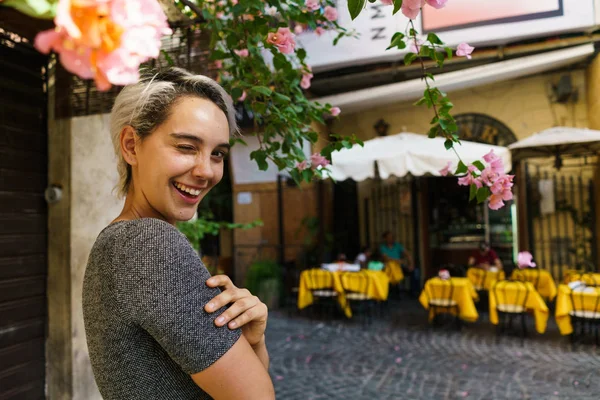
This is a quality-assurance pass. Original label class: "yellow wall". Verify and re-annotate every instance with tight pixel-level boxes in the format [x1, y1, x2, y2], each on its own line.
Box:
[332, 69, 588, 141]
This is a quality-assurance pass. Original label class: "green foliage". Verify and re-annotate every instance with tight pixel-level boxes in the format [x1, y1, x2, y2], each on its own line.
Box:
[196, 0, 359, 184]
[3, 0, 57, 19]
[348, 0, 366, 20]
[177, 210, 262, 253]
[244, 259, 282, 300]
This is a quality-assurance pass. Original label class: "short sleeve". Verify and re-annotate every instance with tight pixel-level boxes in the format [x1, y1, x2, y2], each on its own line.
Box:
[116, 219, 242, 374]
[397, 243, 405, 257]
[489, 249, 499, 261]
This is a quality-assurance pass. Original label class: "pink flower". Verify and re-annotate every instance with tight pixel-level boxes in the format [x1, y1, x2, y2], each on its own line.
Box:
[323, 6, 338, 21]
[480, 167, 499, 186]
[214, 60, 223, 69]
[35, 0, 171, 91]
[425, 0, 448, 9]
[439, 161, 452, 176]
[402, 0, 425, 19]
[294, 25, 305, 35]
[482, 150, 499, 163]
[517, 251, 536, 268]
[300, 67, 313, 89]
[456, 42, 475, 59]
[234, 48, 249, 57]
[305, 0, 320, 11]
[457, 174, 482, 189]
[296, 160, 310, 171]
[267, 27, 296, 54]
[438, 269, 450, 280]
[490, 158, 504, 175]
[310, 153, 330, 168]
[315, 27, 326, 36]
[330, 107, 341, 116]
[380, 0, 394, 4]
[238, 90, 247, 102]
[409, 38, 424, 54]
[488, 194, 504, 210]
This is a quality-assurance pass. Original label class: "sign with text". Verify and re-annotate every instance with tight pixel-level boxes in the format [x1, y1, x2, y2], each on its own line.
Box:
[302, 0, 595, 71]
[422, 0, 563, 31]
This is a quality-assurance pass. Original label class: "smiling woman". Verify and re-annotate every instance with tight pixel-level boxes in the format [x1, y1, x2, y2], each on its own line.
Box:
[82, 68, 275, 400]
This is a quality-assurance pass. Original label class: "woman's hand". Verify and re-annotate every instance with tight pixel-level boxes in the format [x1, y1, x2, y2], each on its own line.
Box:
[204, 275, 268, 347]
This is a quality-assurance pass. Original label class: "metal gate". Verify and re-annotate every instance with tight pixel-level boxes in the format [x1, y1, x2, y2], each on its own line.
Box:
[525, 162, 597, 281]
[370, 177, 419, 264]
[0, 31, 49, 398]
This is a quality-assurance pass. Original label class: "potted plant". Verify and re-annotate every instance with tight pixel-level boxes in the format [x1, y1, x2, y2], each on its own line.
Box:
[244, 260, 282, 310]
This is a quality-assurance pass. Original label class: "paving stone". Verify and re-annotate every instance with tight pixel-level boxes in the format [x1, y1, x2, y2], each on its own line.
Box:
[265, 299, 600, 399]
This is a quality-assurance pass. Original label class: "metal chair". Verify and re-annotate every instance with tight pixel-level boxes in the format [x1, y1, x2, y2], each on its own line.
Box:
[469, 268, 488, 291]
[340, 272, 374, 325]
[492, 280, 530, 341]
[424, 277, 460, 329]
[304, 269, 338, 320]
[569, 277, 600, 345]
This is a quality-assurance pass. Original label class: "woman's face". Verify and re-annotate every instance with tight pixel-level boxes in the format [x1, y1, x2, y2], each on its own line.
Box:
[131, 96, 230, 223]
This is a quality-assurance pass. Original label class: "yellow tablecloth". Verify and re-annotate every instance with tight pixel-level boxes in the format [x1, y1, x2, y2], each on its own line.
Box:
[384, 260, 405, 284]
[419, 278, 479, 322]
[511, 269, 557, 300]
[467, 268, 505, 291]
[563, 272, 600, 286]
[297, 269, 389, 318]
[489, 281, 549, 334]
[555, 284, 600, 335]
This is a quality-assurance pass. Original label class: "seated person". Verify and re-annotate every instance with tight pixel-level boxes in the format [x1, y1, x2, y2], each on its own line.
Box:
[468, 241, 503, 271]
[354, 246, 372, 269]
[367, 250, 385, 271]
[379, 231, 413, 271]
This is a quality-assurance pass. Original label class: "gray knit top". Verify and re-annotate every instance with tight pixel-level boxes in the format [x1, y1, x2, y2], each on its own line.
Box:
[83, 218, 241, 399]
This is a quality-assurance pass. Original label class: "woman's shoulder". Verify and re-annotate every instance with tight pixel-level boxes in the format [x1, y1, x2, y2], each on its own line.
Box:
[100, 218, 192, 256]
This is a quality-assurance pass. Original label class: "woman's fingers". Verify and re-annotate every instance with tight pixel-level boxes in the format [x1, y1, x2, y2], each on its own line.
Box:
[213, 295, 260, 327]
[205, 287, 251, 312]
[227, 301, 268, 329]
[206, 274, 236, 290]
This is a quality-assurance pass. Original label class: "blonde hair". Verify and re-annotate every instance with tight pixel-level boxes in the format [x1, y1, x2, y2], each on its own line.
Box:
[109, 67, 238, 197]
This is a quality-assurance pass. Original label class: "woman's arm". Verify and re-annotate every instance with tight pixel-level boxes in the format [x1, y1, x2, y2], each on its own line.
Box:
[191, 335, 275, 400]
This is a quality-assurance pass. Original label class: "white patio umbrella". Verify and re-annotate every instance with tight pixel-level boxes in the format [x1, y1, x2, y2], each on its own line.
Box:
[328, 132, 511, 181]
[508, 127, 600, 163]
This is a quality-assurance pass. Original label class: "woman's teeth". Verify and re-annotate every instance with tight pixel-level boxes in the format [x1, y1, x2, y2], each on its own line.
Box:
[174, 182, 202, 196]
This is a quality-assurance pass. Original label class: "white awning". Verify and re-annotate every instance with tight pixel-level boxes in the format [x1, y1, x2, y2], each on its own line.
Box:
[508, 126, 600, 160]
[328, 132, 511, 181]
[314, 44, 594, 114]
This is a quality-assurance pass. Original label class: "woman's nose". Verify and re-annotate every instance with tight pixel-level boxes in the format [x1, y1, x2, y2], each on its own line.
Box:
[192, 155, 214, 181]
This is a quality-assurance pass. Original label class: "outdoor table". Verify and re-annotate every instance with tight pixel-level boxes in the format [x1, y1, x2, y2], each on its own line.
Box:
[510, 268, 557, 300]
[555, 284, 600, 335]
[419, 277, 479, 322]
[384, 260, 405, 284]
[467, 267, 505, 291]
[297, 269, 389, 318]
[489, 281, 549, 334]
[563, 272, 600, 286]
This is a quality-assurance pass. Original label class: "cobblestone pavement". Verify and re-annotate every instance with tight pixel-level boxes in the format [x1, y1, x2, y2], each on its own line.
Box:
[265, 299, 600, 400]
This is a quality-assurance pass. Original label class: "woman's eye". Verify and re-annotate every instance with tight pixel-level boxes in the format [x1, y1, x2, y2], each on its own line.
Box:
[177, 145, 196, 152]
[212, 150, 227, 158]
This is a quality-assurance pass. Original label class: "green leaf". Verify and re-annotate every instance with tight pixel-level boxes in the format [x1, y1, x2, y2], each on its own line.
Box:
[455, 161, 468, 174]
[348, 0, 366, 20]
[251, 86, 272, 96]
[341, 140, 352, 149]
[301, 169, 313, 182]
[426, 33, 444, 45]
[297, 48, 307, 61]
[414, 97, 427, 106]
[476, 187, 491, 204]
[4, 0, 57, 19]
[445, 46, 453, 59]
[250, 150, 269, 171]
[231, 87, 243, 101]
[428, 126, 439, 138]
[393, 0, 403, 15]
[469, 183, 477, 202]
[387, 32, 406, 50]
[404, 52, 417, 66]
[444, 139, 453, 150]
[161, 50, 175, 67]
[472, 160, 485, 171]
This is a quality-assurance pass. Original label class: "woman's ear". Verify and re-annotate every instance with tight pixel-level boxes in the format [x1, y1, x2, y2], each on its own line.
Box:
[120, 126, 138, 166]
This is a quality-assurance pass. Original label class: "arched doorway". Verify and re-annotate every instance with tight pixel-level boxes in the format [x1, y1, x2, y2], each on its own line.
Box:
[454, 113, 517, 147]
